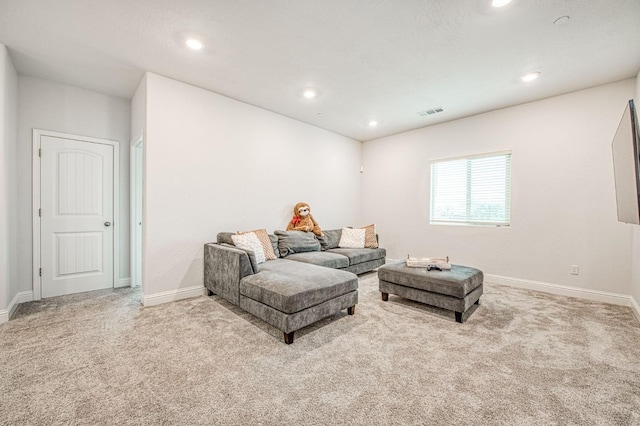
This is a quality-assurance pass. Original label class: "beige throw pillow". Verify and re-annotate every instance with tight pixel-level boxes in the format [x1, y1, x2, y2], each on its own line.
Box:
[361, 224, 378, 248]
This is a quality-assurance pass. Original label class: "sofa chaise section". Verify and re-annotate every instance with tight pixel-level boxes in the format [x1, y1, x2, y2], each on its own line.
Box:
[240, 260, 358, 343]
[204, 242, 359, 344]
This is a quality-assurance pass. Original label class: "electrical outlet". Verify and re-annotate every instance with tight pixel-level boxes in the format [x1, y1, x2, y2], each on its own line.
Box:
[571, 265, 579, 275]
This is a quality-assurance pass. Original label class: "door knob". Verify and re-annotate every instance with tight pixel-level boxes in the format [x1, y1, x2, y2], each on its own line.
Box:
[104, 222, 112, 227]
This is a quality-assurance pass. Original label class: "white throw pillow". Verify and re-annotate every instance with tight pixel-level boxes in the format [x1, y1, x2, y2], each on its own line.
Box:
[237, 229, 277, 260]
[231, 232, 266, 264]
[338, 227, 366, 249]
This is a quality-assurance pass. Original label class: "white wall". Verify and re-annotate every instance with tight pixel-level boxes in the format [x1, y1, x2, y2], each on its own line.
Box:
[632, 70, 640, 315]
[0, 44, 18, 320]
[17, 77, 131, 294]
[131, 74, 146, 143]
[130, 74, 147, 289]
[142, 73, 362, 300]
[363, 79, 635, 296]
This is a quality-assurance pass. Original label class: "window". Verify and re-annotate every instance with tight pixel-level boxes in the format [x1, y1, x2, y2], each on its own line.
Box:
[430, 152, 511, 226]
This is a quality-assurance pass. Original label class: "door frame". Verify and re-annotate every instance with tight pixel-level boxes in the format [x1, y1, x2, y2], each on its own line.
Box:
[129, 132, 143, 287]
[32, 129, 120, 301]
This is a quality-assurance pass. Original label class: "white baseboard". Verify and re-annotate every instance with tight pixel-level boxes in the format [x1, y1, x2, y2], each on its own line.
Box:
[0, 305, 12, 324]
[631, 296, 640, 323]
[141, 285, 205, 307]
[485, 274, 632, 307]
[18, 291, 34, 304]
[115, 278, 132, 288]
[0, 291, 34, 324]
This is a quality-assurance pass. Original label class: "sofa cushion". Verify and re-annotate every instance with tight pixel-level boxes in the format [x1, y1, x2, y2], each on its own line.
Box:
[317, 228, 342, 250]
[274, 230, 321, 257]
[241, 260, 357, 314]
[285, 251, 349, 269]
[327, 247, 386, 266]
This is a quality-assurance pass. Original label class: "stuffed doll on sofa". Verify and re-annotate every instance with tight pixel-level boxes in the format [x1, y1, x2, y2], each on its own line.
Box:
[286, 202, 323, 237]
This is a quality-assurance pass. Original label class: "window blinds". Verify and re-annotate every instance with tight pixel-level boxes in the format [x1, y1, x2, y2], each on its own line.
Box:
[430, 152, 511, 225]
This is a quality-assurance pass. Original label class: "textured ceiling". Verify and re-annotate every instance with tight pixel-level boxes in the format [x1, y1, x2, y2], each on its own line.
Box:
[1, 0, 639, 141]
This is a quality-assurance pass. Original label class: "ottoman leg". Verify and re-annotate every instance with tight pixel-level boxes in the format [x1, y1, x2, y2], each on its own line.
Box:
[347, 306, 355, 315]
[455, 312, 463, 323]
[284, 332, 294, 345]
[475, 298, 480, 305]
[206, 289, 215, 296]
[381, 292, 389, 301]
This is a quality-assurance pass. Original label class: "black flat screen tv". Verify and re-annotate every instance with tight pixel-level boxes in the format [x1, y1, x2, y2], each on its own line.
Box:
[612, 99, 640, 225]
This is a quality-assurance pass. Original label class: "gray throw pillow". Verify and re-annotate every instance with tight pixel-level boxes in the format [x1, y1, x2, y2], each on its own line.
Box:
[274, 230, 321, 257]
[217, 232, 235, 245]
[268, 234, 280, 258]
[318, 229, 342, 250]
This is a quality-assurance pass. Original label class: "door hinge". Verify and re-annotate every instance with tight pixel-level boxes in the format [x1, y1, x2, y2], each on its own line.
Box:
[39, 268, 42, 277]
[38, 148, 41, 157]
[39, 208, 41, 217]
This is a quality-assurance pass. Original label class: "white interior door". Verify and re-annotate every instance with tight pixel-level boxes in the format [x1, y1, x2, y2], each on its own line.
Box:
[40, 135, 115, 298]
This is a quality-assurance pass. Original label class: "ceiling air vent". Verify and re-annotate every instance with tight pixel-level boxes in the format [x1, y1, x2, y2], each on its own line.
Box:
[416, 107, 444, 117]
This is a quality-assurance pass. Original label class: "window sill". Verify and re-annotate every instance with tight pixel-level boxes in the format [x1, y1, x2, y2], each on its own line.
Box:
[430, 221, 510, 228]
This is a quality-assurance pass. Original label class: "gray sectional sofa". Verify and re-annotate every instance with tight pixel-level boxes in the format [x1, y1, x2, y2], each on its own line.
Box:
[204, 229, 386, 344]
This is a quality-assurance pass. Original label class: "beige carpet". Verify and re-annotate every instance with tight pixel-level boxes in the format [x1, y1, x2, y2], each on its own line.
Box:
[1, 271, 640, 425]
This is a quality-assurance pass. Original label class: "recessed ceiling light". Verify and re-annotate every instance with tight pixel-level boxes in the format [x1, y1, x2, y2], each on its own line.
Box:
[186, 38, 204, 50]
[492, 0, 512, 7]
[302, 89, 317, 99]
[521, 71, 540, 82]
[368, 120, 379, 127]
[554, 15, 570, 26]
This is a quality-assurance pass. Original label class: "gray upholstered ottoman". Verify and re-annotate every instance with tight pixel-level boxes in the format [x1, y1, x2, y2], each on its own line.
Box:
[378, 261, 483, 323]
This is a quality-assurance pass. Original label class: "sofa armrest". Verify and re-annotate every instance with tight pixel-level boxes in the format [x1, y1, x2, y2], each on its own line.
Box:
[204, 243, 255, 306]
